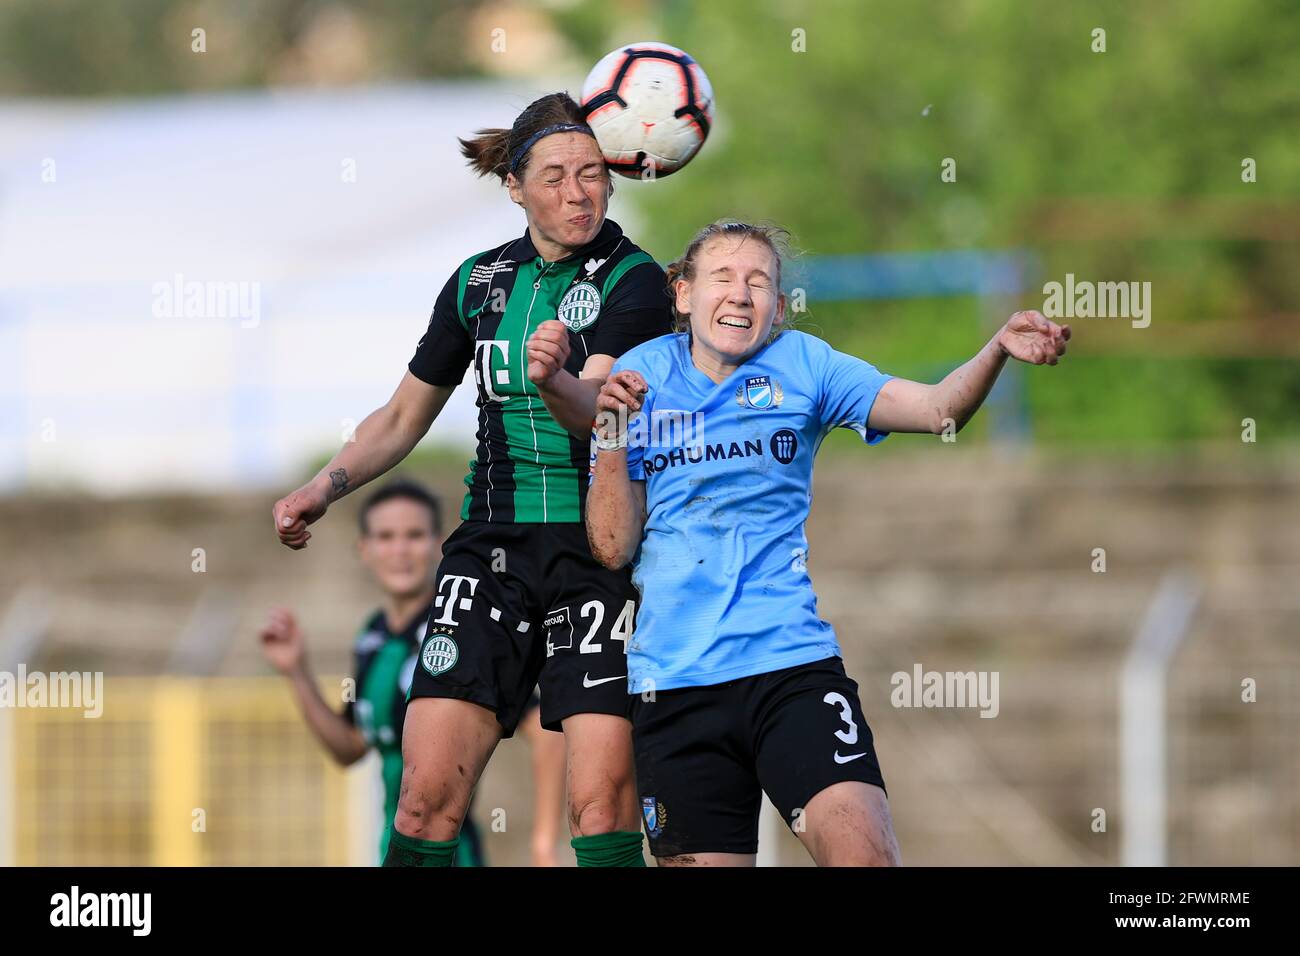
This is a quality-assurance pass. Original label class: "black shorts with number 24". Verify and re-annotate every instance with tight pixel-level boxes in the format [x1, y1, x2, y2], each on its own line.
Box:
[409, 520, 636, 736]
[631, 656, 887, 857]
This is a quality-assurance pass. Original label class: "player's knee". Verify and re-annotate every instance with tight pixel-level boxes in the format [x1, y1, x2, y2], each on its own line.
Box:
[394, 778, 465, 840]
[567, 792, 622, 836]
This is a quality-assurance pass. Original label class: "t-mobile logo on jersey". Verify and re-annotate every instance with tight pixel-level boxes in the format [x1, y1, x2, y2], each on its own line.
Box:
[473, 340, 511, 403]
[433, 574, 480, 626]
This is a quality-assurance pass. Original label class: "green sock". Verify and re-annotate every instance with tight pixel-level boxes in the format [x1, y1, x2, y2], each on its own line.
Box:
[383, 828, 460, 867]
[454, 833, 484, 868]
[571, 830, 647, 867]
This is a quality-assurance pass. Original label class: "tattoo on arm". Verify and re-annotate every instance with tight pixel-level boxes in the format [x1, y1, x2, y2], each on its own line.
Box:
[328, 468, 349, 499]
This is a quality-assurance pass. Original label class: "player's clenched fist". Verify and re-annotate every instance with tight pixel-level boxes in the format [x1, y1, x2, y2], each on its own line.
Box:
[595, 369, 647, 439]
[258, 607, 306, 675]
[527, 319, 572, 386]
[596, 369, 647, 416]
[272, 478, 330, 550]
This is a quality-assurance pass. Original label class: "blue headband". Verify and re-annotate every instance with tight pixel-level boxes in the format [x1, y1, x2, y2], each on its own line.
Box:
[508, 123, 597, 174]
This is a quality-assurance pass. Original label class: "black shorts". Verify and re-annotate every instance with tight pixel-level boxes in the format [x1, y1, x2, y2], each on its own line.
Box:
[410, 520, 636, 737]
[630, 657, 886, 857]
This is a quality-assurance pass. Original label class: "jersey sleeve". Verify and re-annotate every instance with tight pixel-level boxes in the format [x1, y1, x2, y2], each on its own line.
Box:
[587, 259, 674, 359]
[816, 339, 894, 445]
[408, 270, 473, 387]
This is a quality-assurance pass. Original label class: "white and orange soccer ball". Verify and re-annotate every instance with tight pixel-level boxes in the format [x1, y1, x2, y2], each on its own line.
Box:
[580, 41, 714, 179]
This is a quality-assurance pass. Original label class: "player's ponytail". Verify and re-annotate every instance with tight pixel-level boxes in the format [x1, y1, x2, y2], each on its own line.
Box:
[459, 92, 593, 183]
[459, 127, 513, 180]
[665, 220, 794, 338]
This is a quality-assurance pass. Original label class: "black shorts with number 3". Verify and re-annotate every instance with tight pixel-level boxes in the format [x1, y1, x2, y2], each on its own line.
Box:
[630, 656, 887, 857]
[409, 520, 636, 737]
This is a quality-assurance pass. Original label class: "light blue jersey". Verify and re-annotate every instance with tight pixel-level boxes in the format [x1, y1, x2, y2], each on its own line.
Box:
[607, 330, 893, 692]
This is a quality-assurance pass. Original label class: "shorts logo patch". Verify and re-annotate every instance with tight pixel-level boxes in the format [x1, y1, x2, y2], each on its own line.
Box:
[641, 796, 666, 838]
[557, 282, 601, 332]
[544, 606, 574, 659]
[420, 630, 459, 677]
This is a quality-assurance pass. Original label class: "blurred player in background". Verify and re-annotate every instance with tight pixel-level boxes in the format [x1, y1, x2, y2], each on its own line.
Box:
[587, 221, 1070, 866]
[260, 479, 568, 865]
[272, 92, 674, 867]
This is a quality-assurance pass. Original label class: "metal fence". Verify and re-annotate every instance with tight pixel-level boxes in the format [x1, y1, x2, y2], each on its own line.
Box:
[2, 678, 371, 866]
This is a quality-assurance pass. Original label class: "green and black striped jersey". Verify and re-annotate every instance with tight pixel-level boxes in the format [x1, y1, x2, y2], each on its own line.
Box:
[342, 606, 421, 861]
[409, 219, 673, 523]
[343, 603, 485, 866]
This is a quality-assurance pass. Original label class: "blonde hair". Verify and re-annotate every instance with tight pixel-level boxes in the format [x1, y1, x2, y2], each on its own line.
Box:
[664, 220, 793, 337]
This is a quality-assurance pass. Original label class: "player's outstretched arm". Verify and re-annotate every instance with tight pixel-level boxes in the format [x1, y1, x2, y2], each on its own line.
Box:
[586, 370, 649, 569]
[258, 608, 369, 765]
[272, 372, 456, 550]
[867, 310, 1070, 436]
[527, 319, 613, 437]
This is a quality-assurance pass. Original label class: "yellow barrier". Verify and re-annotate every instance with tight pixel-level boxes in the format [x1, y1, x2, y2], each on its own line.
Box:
[8, 677, 364, 866]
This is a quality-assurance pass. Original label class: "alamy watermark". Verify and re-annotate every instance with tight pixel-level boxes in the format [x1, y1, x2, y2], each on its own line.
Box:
[50, 886, 150, 936]
[593, 408, 708, 450]
[891, 663, 999, 718]
[1042, 273, 1150, 328]
[152, 273, 261, 328]
[0, 666, 103, 718]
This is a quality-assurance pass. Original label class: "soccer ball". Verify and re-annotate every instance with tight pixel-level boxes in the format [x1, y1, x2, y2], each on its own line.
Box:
[580, 41, 714, 179]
